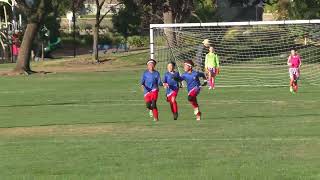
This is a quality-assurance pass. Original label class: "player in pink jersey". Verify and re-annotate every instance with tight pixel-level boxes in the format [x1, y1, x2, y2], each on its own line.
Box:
[287, 49, 301, 93]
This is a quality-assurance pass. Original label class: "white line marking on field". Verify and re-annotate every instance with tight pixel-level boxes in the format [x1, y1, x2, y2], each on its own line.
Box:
[1, 137, 319, 145]
[1, 99, 317, 108]
[114, 137, 320, 142]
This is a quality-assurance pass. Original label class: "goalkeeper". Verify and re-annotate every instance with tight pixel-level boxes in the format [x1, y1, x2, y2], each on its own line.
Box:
[287, 49, 301, 93]
[195, 39, 210, 72]
[205, 46, 220, 90]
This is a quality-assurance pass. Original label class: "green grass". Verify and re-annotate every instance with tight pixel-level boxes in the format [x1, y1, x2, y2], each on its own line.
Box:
[0, 65, 320, 179]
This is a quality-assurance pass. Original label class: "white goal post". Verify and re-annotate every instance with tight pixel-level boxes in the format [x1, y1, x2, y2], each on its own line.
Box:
[150, 20, 320, 87]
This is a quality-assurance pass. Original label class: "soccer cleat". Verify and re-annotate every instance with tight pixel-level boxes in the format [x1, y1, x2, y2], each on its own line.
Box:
[149, 110, 153, 118]
[208, 87, 212, 90]
[153, 118, 159, 122]
[173, 112, 178, 120]
[290, 86, 294, 93]
[196, 112, 201, 121]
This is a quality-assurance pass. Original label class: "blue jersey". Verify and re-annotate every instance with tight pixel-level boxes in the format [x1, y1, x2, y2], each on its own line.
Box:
[163, 71, 180, 96]
[180, 71, 206, 92]
[140, 70, 162, 95]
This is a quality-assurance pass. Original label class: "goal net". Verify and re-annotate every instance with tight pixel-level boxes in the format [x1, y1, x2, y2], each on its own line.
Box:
[150, 20, 320, 87]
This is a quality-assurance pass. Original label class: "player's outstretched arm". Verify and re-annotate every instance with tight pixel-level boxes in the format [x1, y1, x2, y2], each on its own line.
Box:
[216, 54, 220, 74]
[299, 55, 302, 68]
[173, 74, 183, 82]
[157, 72, 163, 87]
[140, 73, 146, 92]
[287, 56, 292, 66]
[162, 74, 168, 88]
[140, 85, 145, 92]
[198, 72, 208, 86]
[198, 72, 207, 79]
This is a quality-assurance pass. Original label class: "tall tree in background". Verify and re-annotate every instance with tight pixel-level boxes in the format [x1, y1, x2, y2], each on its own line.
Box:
[140, 0, 196, 46]
[14, 0, 84, 74]
[193, 0, 218, 22]
[93, 0, 121, 63]
[266, 0, 320, 20]
[112, 0, 142, 39]
[216, 0, 276, 21]
[14, 0, 47, 74]
[288, 0, 320, 19]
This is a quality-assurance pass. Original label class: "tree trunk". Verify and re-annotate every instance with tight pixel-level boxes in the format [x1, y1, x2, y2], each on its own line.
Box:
[14, 23, 38, 74]
[93, 25, 99, 63]
[163, 1, 176, 48]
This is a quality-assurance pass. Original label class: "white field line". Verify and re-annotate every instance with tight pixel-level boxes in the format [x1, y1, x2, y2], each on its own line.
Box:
[1, 137, 319, 145]
[115, 137, 320, 142]
[0, 85, 317, 95]
[0, 99, 317, 108]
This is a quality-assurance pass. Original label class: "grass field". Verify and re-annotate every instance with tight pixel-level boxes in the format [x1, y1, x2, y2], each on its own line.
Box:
[0, 55, 320, 179]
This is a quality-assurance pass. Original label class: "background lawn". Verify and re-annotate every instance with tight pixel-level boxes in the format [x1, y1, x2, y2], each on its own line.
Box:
[0, 57, 319, 180]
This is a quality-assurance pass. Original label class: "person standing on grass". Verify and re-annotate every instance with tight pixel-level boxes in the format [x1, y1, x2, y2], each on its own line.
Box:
[195, 39, 211, 72]
[140, 59, 162, 121]
[12, 32, 21, 63]
[163, 61, 180, 120]
[287, 49, 301, 94]
[175, 60, 207, 121]
[205, 46, 220, 90]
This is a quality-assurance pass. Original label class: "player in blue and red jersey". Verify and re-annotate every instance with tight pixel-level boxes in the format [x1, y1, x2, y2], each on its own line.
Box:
[176, 60, 207, 121]
[140, 59, 162, 121]
[163, 61, 180, 120]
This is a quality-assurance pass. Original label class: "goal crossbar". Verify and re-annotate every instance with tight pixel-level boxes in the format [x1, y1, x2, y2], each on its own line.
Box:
[150, 19, 320, 28]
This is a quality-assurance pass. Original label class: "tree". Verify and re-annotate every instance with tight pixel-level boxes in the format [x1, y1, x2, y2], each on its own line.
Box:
[14, 0, 48, 74]
[14, 0, 83, 74]
[193, 0, 218, 22]
[266, 0, 320, 20]
[112, 0, 142, 38]
[216, 0, 277, 21]
[137, 0, 196, 46]
[93, 0, 121, 63]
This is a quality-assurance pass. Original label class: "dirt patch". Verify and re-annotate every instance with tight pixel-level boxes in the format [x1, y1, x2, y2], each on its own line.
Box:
[0, 57, 144, 75]
[0, 125, 114, 137]
[0, 124, 151, 137]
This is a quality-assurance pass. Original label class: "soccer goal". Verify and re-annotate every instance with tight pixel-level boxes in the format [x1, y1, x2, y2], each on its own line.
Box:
[150, 20, 320, 87]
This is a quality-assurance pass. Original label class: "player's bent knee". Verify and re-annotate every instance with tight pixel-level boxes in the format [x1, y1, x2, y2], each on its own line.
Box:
[146, 102, 152, 110]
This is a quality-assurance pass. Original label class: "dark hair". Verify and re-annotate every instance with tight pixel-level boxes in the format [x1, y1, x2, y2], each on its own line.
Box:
[184, 60, 194, 67]
[168, 61, 176, 67]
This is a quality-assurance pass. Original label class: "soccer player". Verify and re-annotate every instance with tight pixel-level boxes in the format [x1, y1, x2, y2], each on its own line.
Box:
[287, 49, 301, 93]
[195, 39, 210, 72]
[176, 60, 207, 121]
[205, 46, 220, 90]
[140, 59, 162, 121]
[163, 61, 180, 120]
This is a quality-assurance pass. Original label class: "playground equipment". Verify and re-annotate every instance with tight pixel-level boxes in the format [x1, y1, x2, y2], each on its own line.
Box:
[0, 0, 60, 61]
[0, 0, 22, 63]
[34, 25, 61, 60]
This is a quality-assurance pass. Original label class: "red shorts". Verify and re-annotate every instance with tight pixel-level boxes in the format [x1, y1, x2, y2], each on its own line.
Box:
[144, 90, 159, 102]
[188, 87, 200, 97]
[166, 90, 178, 102]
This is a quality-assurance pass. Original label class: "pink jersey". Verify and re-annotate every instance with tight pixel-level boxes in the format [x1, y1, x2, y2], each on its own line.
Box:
[289, 55, 301, 68]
